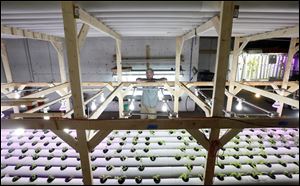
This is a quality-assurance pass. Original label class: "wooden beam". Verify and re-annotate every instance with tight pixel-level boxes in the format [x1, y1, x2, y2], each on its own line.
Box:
[211, 2, 234, 117]
[1, 98, 47, 107]
[277, 38, 298, 116]
[219, 129, 243, 147]
[74, 5, 121, 40]
[232, 82, 299, 108]
[51, 130, 78, 151]
[1, 40, 13, 83]
[2, 117, 298, 130]
[22, 83, 69, 99]
[78, 23, 90, 50]
[205, 2, 234, 185]
[116, 40, 122, 83]
[240, 25, 299, 42]
[1, 25, 63, 43]
[2, 80, 297, 89]
[88, 130, 112, 152]
[89, 83, 123, 119]
[178, 82, 211, 116]
[182, 16, 220, 41]
[51, 42, 67, 83]
[24, 93, 72, 113]
[62, 2, 92, 185]
[226, 37, 241, 112]
[10, 112, 64, 119]
[186, 129, 209, 151]
[174, 36, 184, 117]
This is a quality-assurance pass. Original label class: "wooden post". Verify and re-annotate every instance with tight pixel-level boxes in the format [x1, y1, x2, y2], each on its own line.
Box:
[116, 39, 124, 118]
[277, 38, 298, 116]
[174, 36, 184, 117]
[205, 1, 234, 185]
[51, 41, 71, 115]
[226, 37, 240, 112]
[61, 2, 93, 185]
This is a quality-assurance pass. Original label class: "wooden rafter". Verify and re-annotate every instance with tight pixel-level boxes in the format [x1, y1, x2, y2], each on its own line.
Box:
[1, 25, 63, 43]
[74, 5, 121, 40]
[182, 16, 220, 41]
[240, 25, 299, 42]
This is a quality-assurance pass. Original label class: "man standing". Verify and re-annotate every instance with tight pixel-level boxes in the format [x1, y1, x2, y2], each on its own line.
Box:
[136, 68, 166, 119]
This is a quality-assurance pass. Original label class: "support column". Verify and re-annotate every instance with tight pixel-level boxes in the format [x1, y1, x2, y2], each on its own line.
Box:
[174, 36, 184, 117]
[51, 41, 71, 115]
[116, 39, 124, 118]
[226, 37, 240, 112]
[277, 38, 298, 116]
[61, 2, 92, 185]
[204, 1, 234, 185]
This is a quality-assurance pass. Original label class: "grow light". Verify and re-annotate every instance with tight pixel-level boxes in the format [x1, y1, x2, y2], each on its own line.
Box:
[90, 101, 97, 111]
[255, 93, 261, 98]
[100, 93, 105, 103]
[272, 101, 281, 108]
[236, 99, 243, 111]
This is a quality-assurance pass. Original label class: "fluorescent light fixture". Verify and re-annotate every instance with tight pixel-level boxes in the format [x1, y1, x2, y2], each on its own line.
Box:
[14, 128, 25, 135]
[20, 105, 26, 108]
[236, 99, 243, 111]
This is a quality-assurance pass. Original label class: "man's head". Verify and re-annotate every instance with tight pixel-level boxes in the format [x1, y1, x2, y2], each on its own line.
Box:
[146, 68, 154, 79]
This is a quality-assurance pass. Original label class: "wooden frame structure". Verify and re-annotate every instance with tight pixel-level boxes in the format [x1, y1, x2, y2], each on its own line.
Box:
[1, 1, 299, 185]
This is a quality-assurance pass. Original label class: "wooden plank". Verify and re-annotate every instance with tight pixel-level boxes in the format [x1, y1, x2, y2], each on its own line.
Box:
[10, 112, 64, 119]
[74, 5, 121, 40]
[186, 129, 209, 151]
[22, 83, 69, 98]
[78, 23, 90, 50]
[233, 82, 299, 108]
[89, 83, 123, 119]
[1, 25, 63, 43]
[240, 25, 299, 42]
[116, 40, 122, 83]
[1, 117, 298, 130]
[1, 40, 13, 83]
[205, 2, 234, 185]
[182, 16, 220, 41]
[277, 38, 298, 116]
[2, 80, 297, 89]
[51, 130, 78, 152]
[219, 129, 243, 147]
[88, 130, 112, 152]
[24, 93, 72, 113]
[178, 82, 211, 116]
[62, 2, 92, 185]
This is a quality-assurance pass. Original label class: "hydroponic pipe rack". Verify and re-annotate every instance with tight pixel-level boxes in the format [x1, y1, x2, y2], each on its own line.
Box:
[1, 128, 299, 185]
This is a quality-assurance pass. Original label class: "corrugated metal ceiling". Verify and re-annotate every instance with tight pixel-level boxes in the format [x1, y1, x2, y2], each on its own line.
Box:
[1, 1, 299, 38]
